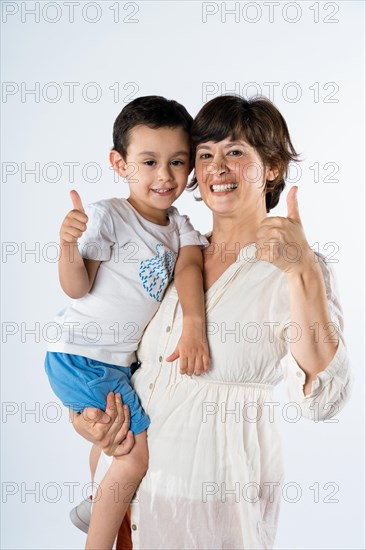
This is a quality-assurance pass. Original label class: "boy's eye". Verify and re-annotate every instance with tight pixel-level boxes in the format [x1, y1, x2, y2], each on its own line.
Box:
[171, 160, 185, 166]
[143, 160, 156, 166]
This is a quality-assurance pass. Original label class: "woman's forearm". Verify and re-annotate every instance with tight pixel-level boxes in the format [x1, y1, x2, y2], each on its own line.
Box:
[285, 258, 339, 396]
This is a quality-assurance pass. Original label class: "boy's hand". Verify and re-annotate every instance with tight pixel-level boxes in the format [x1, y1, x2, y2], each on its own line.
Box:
[166, 320, 210, 376]
[60, 190, 88, 244]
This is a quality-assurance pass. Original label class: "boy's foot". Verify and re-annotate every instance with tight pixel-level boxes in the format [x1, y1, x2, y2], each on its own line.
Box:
[70, 497, 92, 533]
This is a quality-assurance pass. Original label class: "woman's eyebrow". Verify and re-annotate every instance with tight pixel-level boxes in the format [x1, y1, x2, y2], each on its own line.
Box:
[196, 141, 246, 152]
[224, 141, 245, 148]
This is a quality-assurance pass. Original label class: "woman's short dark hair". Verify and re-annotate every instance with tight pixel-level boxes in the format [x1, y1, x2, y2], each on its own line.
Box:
[189, 95, 299, 213]
[113, 95, 193, 159]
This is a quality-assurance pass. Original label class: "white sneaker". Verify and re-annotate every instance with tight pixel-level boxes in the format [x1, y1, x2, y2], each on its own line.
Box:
[70, 497, 92, 533]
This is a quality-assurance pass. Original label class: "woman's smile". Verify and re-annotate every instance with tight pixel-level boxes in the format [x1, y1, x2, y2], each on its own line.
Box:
[210, 182, 238, 194]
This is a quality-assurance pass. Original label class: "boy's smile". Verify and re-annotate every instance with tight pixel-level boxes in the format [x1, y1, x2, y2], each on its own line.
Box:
[112, 125, 191, 225]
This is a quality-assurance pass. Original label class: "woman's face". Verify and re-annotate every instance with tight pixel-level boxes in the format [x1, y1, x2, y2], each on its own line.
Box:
[195, 137, 275, 216]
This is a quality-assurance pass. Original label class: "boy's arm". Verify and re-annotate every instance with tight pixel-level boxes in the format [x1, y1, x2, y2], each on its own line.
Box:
[58, 190, 101, 299]
[166, 245, 210, 375]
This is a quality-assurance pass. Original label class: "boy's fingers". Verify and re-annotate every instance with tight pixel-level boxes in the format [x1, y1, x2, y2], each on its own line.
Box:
[61, 232, 79, 243]
[203, 356, 210, 372]
[70, 189, 85, 213]
[179, 356, 188, 374]
[187, 357, 195, 376]
[63, 228, 84, 239]
[166, 349, 179, 362]
[194, 359, 204, 375]
[64, 217, 88, 231]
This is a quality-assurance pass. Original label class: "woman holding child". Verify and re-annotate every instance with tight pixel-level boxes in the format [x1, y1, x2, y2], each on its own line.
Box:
[72, 94, 352, 549]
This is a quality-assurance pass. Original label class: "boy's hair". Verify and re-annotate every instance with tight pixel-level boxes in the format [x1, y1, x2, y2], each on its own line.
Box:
[188, 95, 299, 213]
[113, 96, 193, 159]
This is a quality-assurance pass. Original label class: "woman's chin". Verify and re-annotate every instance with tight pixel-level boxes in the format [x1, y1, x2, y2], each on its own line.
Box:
[205, 194, 238, 214]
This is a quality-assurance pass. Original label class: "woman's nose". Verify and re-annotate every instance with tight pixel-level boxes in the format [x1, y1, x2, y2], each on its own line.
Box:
[214, 155, 229, 175]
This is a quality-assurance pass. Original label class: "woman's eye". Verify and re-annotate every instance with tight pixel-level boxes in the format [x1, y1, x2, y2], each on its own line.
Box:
[143, 160, 156, 166]
[199, 153, 212, 160]
[228, 150, 242, 157]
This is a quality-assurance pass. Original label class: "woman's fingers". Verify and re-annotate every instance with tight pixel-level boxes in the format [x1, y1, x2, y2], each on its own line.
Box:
[98, 393, 133, 456]
[113, 430, 135, 457]
[105, 392, 119, 421]
[82, 406, 111, 424]
[114, 394, 131, 439]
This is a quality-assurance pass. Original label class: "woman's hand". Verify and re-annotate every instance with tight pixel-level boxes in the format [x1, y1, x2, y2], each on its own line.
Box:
[255, 186, 314, 276]
[70, 392, 135, 457]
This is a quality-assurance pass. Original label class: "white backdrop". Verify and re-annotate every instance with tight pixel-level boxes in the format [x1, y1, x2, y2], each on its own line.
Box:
[1, 1, 365, 549]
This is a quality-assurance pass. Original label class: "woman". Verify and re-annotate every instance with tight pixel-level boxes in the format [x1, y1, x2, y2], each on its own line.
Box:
[73, 95, 352, 549]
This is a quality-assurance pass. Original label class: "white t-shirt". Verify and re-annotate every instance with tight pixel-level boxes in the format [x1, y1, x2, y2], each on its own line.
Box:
[47, 198, 208, 366]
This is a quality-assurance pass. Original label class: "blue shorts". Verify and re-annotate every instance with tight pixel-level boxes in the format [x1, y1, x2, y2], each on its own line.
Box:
[44, 352, 150, 435]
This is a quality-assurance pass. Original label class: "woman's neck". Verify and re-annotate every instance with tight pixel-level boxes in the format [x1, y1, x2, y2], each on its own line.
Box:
[210, 206, 267, 252]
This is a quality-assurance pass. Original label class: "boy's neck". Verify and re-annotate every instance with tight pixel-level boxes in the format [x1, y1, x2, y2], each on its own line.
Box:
[127, 197, 170, 226]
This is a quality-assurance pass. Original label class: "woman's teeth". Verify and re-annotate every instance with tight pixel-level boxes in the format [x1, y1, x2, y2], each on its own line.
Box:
[211, 183, 238, 193]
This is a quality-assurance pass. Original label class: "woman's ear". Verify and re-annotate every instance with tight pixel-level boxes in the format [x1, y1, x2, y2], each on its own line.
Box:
[266, 165, 279, 182]
[110, 150, 128, 178]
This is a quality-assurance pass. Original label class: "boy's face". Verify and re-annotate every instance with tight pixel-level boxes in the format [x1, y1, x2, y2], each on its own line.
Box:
[112, 125, 191, 222]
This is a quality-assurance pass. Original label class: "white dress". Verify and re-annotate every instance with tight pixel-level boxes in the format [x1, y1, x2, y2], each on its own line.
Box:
[97, 243, 353, 549]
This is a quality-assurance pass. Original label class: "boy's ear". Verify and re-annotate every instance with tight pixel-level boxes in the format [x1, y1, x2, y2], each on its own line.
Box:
[110, 150, 128, 178]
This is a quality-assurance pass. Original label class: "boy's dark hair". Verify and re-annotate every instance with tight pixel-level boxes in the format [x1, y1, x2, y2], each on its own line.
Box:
[188, 95, 299, 213]
[113, 96, 193, 159]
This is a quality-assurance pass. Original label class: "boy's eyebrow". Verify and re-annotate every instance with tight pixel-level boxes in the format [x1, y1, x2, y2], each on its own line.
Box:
[138, 150, 190, 157]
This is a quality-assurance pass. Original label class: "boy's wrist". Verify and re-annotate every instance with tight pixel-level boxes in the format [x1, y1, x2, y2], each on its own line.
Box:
[59, 241, 83, 263]
[60, 238, 79, 246]
[182, 315, 205, 327]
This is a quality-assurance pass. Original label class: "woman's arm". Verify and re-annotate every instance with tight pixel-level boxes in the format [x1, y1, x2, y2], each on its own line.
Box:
[256, 186, 351, 400]
[285, 259, 339, 395]
[70, 392, 135, 457]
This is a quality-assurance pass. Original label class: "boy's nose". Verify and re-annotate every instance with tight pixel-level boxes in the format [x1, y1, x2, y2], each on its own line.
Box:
[157, 167, 173, 182]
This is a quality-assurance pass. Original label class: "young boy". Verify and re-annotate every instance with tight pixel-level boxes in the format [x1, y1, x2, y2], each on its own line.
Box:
[45, 96, 210, 549]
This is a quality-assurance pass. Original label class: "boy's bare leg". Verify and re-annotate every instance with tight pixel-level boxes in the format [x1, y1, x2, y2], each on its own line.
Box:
[85, 430, 148, 550]
[89, 444, 102, 482]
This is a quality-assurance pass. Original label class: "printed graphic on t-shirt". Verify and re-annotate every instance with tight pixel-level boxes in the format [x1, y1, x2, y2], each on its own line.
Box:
[139, 244, 176, 302]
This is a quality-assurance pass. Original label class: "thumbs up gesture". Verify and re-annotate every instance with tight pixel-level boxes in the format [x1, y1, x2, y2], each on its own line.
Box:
[255, 186, 313, 275]
[60, 190, 89, 244]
